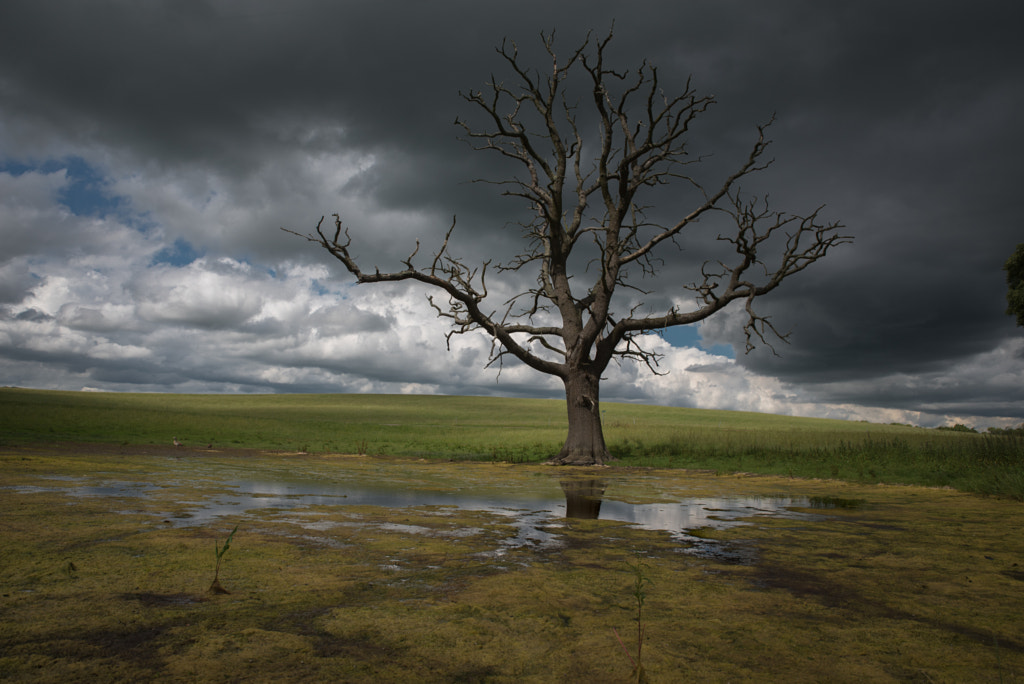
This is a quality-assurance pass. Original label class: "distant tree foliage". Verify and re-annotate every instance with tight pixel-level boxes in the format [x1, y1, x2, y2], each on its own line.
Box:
[987, 424, 1024, 436]
[1005, 243, 1024, 326]
[936, 423, 978, 433]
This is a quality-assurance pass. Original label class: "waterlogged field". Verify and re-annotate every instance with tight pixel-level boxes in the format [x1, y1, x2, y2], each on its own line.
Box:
[2, 388, 1022, 497]
[2, 389, 1023, 680]
[1, 444, 1023, 682]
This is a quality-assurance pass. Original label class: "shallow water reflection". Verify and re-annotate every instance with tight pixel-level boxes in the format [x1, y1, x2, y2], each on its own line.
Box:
[44, 464, 823, 551]
[561, 479, 606, 519]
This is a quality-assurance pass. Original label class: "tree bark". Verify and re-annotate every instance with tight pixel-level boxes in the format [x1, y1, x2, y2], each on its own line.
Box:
[551, 369, 610, 465]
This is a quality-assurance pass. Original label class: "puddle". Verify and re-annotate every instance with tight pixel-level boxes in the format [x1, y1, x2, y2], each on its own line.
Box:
[152, 476, 821, 553]
[8, 459, 831, 563]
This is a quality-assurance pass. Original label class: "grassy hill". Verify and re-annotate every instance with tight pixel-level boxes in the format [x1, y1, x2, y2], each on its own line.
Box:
[1, 387, 1021, 497]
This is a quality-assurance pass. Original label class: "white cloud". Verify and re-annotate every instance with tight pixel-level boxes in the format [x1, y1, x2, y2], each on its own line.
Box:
[1, 168, 161, 266]
[106, 147, 392, 262]
[597, 334, 1020, 430]
[58, 303, 138, 333]
[132, 258, 266, 329]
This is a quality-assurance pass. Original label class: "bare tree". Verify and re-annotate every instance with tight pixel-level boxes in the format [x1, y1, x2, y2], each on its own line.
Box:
[286, 30, 850, 465]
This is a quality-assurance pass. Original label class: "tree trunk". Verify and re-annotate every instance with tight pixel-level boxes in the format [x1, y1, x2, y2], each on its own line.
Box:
[550, 369, 610, 465]
[560, 479, 607, 518]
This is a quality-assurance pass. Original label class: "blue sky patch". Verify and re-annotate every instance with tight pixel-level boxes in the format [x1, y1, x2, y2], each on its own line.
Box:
[658, 324, 735, 358]
[1, 156, 130, 220]
[151, 238, 204, 267]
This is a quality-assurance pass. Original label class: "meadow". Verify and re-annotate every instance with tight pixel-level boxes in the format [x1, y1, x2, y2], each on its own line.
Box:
[1, 387, 1022, 498]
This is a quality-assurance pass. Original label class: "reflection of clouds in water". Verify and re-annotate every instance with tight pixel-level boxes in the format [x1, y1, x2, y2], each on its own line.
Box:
[483, 507, 564, 552]
[35, 472, 822, 559]
[220, 479, 509, 510]
[597, 498, 815, 538]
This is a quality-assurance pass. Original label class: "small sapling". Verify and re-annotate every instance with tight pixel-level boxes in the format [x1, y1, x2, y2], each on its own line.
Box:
[614, 553, 652, 683]
[209, 524, 238, 594]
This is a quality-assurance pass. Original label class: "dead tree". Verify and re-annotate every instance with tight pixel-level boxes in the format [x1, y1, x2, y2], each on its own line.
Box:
[286, 30, 850, 465]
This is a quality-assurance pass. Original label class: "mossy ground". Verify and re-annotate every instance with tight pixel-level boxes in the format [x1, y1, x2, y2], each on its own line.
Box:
[2, 444, 1023, 682]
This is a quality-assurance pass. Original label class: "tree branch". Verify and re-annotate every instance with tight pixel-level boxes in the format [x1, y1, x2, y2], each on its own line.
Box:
[286, 27, 851, 410]
[282, 215, 567, 378]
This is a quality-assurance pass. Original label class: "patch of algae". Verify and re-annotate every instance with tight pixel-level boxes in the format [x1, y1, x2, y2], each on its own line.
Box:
[2, 446, 1023, 682]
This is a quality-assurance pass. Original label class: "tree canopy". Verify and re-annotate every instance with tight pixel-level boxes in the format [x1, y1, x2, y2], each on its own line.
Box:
[287, 29, 850, 465]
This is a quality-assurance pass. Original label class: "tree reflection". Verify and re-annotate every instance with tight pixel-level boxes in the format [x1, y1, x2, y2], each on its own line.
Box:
[560, 479, 607, 519]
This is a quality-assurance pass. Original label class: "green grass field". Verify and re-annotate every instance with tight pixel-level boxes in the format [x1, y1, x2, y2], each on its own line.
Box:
[2, 387, 1022, 498]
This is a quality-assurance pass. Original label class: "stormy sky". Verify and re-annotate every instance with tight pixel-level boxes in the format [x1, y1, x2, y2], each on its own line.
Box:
[1, 0, 1021, 429]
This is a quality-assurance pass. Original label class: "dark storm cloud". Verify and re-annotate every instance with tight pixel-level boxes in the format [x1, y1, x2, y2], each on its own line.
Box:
[0, 0, 1021, 424]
